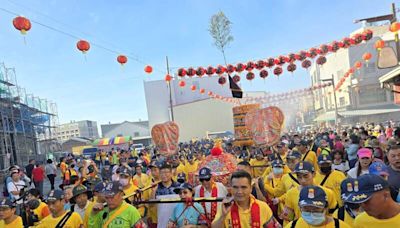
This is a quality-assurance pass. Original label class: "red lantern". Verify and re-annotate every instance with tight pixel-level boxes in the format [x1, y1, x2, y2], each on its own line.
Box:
[287, 63, 297, 73]
[348, 68, 355, 74]
[330, 41, 340, 52]
[216, 65, 226, 75]
[342, 37, 352, 48]
[287, 53, 296, 62]
[233, 74, 241, 83]
[296, 51, 307, 61]
[117, 55, 128, 65]
[301, 60, 312, 69]
[178, 68, 187, 77]
[316, 56, 327, 66]
[236, 63, 245, 72]
[354, 61, 362, 69]
[319, 44, 329, 55]
[190, 85, 196, 91]
[165, 74, 172, 82]
[265, 58, 276, 68]
[199, 88, 205, 94]
[144, 65, 153, 74]
[256, 60, 265, 70]
[273, 67, 283, 77]
[218, 76, 226, 85]
[187, 67, 196, 77]
[352, 34, 363, 44]
[259, 70, 268, 79]
[362, 30, 373, 41]
[390, 22, 400, 33]
[179, 80, 186, 87]
[227, 64, 236, 73]
[246, 61, 256, 71]
[374, 40, 385, 51]
[362, 52, 372, 62]
[208, 91, 213, 96]
[77, 40, 90, 54]
[307, 48, 318, 58]
[246, 72, 255, 81]
[206, 66, 216, 76]
[196, 67, 206, 77]
[13, 16, 31, 35]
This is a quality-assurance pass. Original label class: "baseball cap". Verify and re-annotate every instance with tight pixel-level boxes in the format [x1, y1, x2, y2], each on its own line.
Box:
[294, 161, 315, 173]
[173, 183, 194, 194]
[368, 161, 389, 177]
[299, 186, 327, 208]
[187, 154, 194, 160]
[357, 148, 372, 158]
[344, 174, 389, 204]
[0, 198, 15, 208]
[177, 172, 186, 181]
[271, 159, 284, 167]
[46, 190, 65, 202]
[102, 181, 123, 197]
[318, 154, 332, 164]
[198, 167, 212, 179]
[148, 161, 162, 169]
[299, 140, 308, 146]
[118, 167, 132, 177]
[94, 182, 106, 193]
[70, 185, 93, 204]
[286, 151, 302, 160]
[340, 178, 357, 202]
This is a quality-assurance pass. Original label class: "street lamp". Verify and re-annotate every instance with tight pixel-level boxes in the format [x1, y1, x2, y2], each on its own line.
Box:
[320, 74, 338, 126]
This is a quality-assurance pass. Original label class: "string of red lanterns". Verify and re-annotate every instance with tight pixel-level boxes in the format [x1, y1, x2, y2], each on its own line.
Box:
[176, 30, 374, 80]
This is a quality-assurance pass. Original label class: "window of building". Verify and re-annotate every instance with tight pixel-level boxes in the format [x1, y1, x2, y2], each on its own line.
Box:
[134, 132, 139, 137]
[359, 87, 387, 105]
[339, 97, 345, 107]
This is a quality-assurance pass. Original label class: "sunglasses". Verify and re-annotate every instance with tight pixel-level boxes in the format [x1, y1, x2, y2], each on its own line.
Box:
[200, 178, 211, 182]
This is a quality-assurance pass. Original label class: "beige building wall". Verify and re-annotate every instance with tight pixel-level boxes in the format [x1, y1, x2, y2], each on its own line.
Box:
[173, 98, 234, 142]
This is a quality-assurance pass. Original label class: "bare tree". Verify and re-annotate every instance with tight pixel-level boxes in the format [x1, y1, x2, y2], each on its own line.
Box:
[209, 11, 234, 65]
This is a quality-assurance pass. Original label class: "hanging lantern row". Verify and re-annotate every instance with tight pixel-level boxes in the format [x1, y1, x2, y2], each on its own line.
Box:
[176, 30, 373, 78]
[389, 22, 400, 42]
[11, 15, 153, 73]
[334, 57, 367, 91]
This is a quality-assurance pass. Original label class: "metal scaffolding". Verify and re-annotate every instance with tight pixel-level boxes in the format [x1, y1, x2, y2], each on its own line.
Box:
[0, 63, 59, 169]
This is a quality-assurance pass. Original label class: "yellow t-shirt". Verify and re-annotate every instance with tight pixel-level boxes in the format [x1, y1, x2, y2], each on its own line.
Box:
[184, 161, 198, 176]
[213, 196, 274, 227]
[285, 185, 337, 221]
[353, 211, 400, 228]
[133, 173, 151, 188]
[33, 201, 50, 221]
[249, 158, 268, 177]
[273, 173, 300, 197]
[301, 151, 319, 172]
[285, 217, 351, 228]
[36, 211, 83, 228]
[0, 216, 23, 228]
[123, 183, 147, 217]
[315, 170, 346, 206]
[332, 207, 355, 227]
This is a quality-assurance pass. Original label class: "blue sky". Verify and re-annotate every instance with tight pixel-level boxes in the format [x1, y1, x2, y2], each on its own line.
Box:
[0, 0, 395, 125]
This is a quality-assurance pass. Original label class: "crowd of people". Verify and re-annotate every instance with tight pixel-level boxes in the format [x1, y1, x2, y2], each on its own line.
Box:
[0, 123, 399, 227]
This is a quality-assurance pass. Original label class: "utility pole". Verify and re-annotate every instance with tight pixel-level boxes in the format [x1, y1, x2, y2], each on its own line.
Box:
[166, 56, 174, 121]
[321, 75, 338, 126]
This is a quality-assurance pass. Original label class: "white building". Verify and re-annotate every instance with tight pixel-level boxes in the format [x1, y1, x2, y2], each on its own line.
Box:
[310, 25, 400, 124]
[56, 120, 99, 142]
[144, 76, 235, 142]
[101, 120, 150, 138]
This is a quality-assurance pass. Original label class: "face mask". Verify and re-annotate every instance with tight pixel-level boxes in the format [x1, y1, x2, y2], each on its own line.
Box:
[320, 166, 331, 174]
[301, 211, 326, 226]
[272, 167, 283, 175]
[119, 178, 129, 186]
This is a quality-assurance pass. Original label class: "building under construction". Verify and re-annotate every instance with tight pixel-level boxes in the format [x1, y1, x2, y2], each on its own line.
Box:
[0, 63, 59, 170]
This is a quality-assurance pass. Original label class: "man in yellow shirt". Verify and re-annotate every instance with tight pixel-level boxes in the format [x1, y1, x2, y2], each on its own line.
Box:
[285, 186, 351, 228]
[272, 151, 302, 198]
[332, 178, 362, 227]
[70, 185, 94, 228]
[26, 188, 50, 224]
[297, 140, 318, 172]
[250, 150, 268, 177]
[36, 189, 83, 228]
[344, 174, 400, 228]
[212, 170, 281, 228]
[283, 161, 338, 223]
[315, 154, 345, 207]
[184, 154, 198, 183]
[0, 198, 23, 228]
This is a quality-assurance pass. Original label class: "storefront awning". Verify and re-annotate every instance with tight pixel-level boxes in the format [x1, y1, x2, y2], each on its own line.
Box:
[379, 66, 400, 86]
[314, 107, 400, 122]
[93, 136, 132, 146]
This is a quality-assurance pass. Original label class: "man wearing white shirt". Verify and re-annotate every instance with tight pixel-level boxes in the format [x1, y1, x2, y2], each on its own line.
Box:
[7, 170, 26, 215]
[194, 167, 228, 223]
